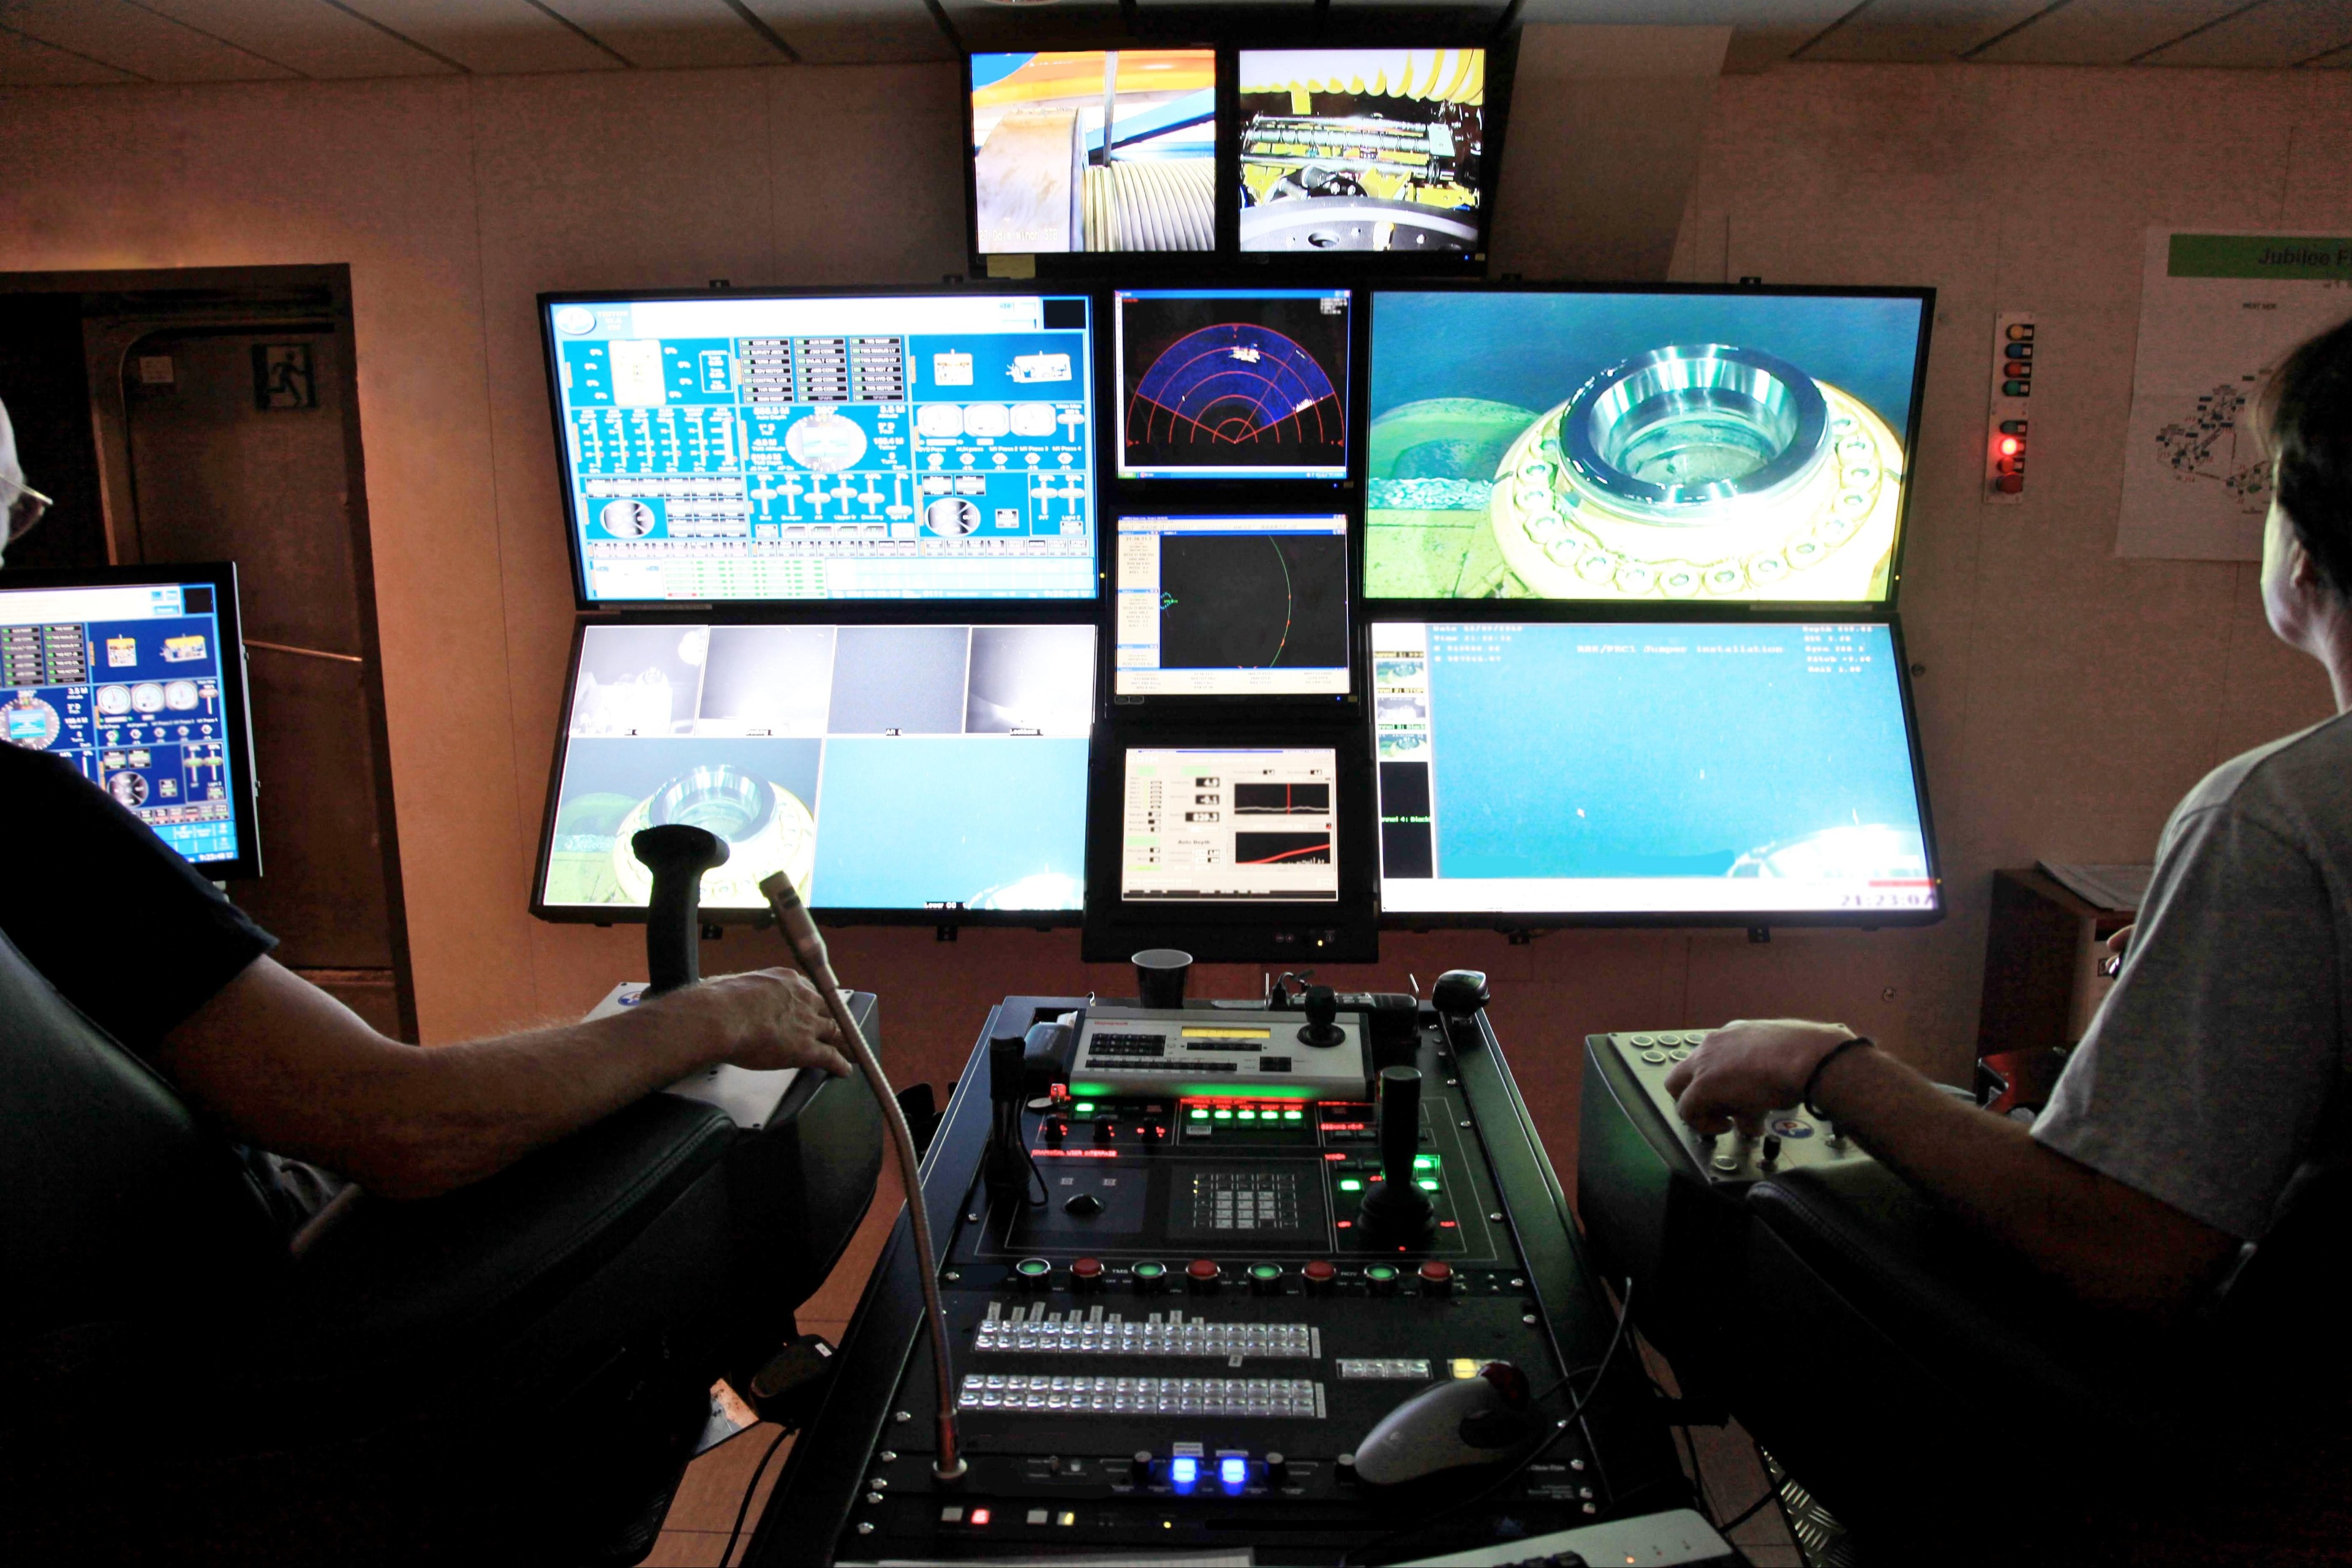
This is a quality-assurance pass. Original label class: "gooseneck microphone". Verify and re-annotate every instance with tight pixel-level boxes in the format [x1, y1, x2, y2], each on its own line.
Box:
[759, 870, 966, 1482]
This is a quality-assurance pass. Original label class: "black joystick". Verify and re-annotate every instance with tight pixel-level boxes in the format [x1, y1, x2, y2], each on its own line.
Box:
[1358, 1066, 1434, 1238]
[1431, 969, 1491, 1049]
[631, 824, 729, 996]
[1297, 984, 1346, 1049]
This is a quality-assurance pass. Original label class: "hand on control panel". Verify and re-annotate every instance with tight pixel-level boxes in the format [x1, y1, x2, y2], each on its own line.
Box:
[1663, 1018, 1860, 1136]
[635, 968, 853, 1079]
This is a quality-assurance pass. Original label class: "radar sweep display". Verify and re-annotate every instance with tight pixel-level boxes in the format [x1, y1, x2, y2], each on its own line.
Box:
[1116, 289, 1352, 481]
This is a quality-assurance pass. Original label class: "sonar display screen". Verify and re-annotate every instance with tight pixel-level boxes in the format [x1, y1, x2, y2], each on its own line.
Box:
[971, 51, 1218, 255]
[1115, 288, 1352, 480]
[1365, 290, 1929, 604]
[1372, 620, 1937, 921]
[1115, 514, 1350, 697]
[539, 621, 1093, 917]
[544, 292, 1096, 605]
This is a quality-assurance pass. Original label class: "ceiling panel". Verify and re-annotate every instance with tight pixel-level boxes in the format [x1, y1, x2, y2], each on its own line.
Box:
[2141, 0, 2352, 67]
[132, 0, 456, 77]
[0, 0, 295, 80]
[2310, 39, 2352, 64]
[1800, 0, 2057, 62]
[0, 21, 144, 83]
[739, 0, 951, 64]
[541, 0, 785, 67]
[339, 0, 622, 72]
[1968, 1, 2255, 65]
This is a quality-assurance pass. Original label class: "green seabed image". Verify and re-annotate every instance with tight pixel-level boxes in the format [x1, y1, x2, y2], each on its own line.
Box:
[1364, 396, 1540, 598]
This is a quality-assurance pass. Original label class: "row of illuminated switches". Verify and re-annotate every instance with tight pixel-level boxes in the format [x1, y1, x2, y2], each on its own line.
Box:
[975, 1304, 1316, 1359]
[1335, 1153, 1443, 1196]
[1006, 1256, 1460, 1295]
[958, 1374, 1322, 1419]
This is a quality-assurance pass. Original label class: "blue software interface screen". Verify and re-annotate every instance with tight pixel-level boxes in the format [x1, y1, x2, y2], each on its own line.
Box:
[547, 293, 1096, 603]
[2, 580, 245, 865]
[1373, 622, 1934, 916]
[542, 622, 1093, 914]
[1115, 289, 1352, 480]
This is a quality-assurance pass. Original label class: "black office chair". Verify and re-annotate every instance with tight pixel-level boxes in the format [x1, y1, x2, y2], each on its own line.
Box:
[0, 837, 881, 1566]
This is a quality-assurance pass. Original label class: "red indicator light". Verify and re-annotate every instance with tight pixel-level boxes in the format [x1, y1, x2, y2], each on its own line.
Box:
[1324, 1152, 1347, 1160]
[1998, 437, 2020, 456]
[1440, 1219, 1459, 1228]
[1337, 1219, 1353, 1229]
[970, 1509, 992, 1526]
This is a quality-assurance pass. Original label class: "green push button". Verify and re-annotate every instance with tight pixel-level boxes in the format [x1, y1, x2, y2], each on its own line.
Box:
[1249, 1264, 1282, 1281]
[1213, 1109, 1232, 1120]
[1417, 1178, 1440, 1191]
[1364, 1264, 1399, 1282]
[1338, 1178, 1362, 1192]
[1237, 1110, 1257, 1121]
[1074, 1101, 1096, 1114]
[1132, 1261, 1167, 1280]
[1190, 1108, 1210, 1120]
[1414, 1155, 1438, 1170]
[1014, 1257, 1051, 1278]
[1283, 1110, 1304, 1121]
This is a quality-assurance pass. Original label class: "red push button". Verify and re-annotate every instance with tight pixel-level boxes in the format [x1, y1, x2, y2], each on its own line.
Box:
[1186, 1258, 1221, 1291]
[1071, 1256, 1104, 1286]
[1418, 1260, 1453, 1294]
[1302, 1260, 1338, 1293]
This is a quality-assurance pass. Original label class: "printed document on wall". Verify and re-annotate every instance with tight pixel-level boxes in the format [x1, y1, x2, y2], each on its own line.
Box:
[2118, 230, 2352, 561]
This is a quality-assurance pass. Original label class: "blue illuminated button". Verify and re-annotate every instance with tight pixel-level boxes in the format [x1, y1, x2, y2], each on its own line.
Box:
[1219, 1456, 1248, 1492]
[1170, 1456, 1199, 1490]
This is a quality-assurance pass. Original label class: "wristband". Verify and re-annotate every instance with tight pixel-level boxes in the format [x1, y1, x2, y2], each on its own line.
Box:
[1803, 1036, 1873, 1119]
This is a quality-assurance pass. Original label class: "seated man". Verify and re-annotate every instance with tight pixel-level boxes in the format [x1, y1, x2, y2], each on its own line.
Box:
[1667, 317, 2352, 1553]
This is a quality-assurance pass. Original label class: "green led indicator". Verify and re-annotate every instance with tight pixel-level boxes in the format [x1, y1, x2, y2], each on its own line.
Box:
[1016, 1258, 1050, 1277]
[1414, 1155, 1438, 1170]
[1250, 1264, 1282, 1281]
[1417, 1178, 1440, 1191]
[1237, 1110, 1257, 1121]
[1074, 1101, 1096, 1114]
[1365, 1264, 1398, 1281]
[1284, 1110, 1303, 1120]
[1133, 1261, 1166, 1279]
[1338, 1178, 1362, 1192]
[1213, 1109, 1233, 1120]
[1190, 1108, 1210, 1120]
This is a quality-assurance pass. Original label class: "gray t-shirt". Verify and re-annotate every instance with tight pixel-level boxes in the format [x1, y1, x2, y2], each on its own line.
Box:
[2034, 711, 2352, 1240]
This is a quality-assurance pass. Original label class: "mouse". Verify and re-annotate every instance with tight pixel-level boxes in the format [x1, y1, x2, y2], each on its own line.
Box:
[1352, 1361, 1540, 1485]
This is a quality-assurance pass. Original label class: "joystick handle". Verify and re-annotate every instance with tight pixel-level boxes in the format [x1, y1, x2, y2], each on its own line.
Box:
[631, 824, 729, 996]
[1297, 984, 1345, 1049]
[1359, 1066, 1433, 1235]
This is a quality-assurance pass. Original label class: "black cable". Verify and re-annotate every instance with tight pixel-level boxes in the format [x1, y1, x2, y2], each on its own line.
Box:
[1717, 1486, 1776, 1535]
[1675, 1419, 1716, 1525]
[1343, 1279, 1637, 1567]
[721, 1425, 790, 1567]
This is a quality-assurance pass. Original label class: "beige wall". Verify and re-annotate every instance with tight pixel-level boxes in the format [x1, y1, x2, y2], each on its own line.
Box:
[2, 48, 2346, 1156]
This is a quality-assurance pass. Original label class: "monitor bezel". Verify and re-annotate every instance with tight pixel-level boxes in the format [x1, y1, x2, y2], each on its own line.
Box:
[529, 610, 1096, 929]
[538, 284, 1108, 614]
[1365, 609, 1943, 932]
[0, 560, 263, 882]
[1356, 281, 1939, 615]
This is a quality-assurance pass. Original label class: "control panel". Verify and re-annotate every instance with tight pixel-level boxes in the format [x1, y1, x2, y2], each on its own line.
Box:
[1069, 1003, 1371, 1101]
[1600, 1030, 1871, 1187]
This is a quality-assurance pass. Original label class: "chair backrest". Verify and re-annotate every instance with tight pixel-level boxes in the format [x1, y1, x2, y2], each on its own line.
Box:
[0, 928, 283, 1342]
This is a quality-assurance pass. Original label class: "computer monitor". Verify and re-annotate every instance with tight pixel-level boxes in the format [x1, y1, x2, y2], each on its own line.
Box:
[968, 50, 1218, 258]
[1371, 620, 1939, 925]
[535, 620, 1094, 922]
[1114, 288, 1352, 480]
[1365, 287, 1933, 603]
[1113, 514, 1351, 700]
[541, 290, 1098, 606]
[0, 562, 260, 878]
[1237, 48, 1492, 255]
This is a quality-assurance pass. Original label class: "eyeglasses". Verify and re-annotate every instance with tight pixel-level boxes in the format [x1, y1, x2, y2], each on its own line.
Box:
[4, 478, 51, 543]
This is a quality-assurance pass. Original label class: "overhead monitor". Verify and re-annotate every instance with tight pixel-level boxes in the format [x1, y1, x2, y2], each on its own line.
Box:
[0, 563, 260, 878]
[541, 291, 1097, 606]
[1371, 620, 1939, 925]
[1115, 288, 1352, 480]
[1365, 288, 1932, 603]
[1114, 513, 1351, 698]
[969, 51, 1218, 257]
[535, 620, 1093, 922]
[1237, 48, 1490, 255]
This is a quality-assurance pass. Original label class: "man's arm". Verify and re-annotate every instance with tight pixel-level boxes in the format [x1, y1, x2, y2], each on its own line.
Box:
[154, 958, 854, 1201]
[1664, 1022, 2241, 1321]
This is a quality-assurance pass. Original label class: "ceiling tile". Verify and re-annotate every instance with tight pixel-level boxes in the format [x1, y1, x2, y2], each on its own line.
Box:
[1968, 0, 2260, 64]
[130, 0, 456, 77]
[2308, 39, 2352, 64]
[1801, 0, 2058, 61]
[0, 0, 296, 80]
[540, 0, 783, 67]
[0, 21, 144, 82]
[737, 0, 951, 64]
[2141, 0, 2352, 67]
[339, 0, 622, 72]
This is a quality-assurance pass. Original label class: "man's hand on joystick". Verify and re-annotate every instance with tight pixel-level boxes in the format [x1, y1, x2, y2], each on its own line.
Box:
[632, 967, 854, 1079]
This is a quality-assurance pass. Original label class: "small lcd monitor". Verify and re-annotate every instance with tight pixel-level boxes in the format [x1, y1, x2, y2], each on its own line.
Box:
[541, 290, 1097, 606]
[969, 50, 1218, 257]
[1365, 287, 1932, 604]
[1115, 288, 1352, 480]
[1237, 48, 1490, 255]
[536, 620, 1094, 922]
[1371, 620, 1939, 925]
[1113, 513, 1351, 699]
[0, 562, 260, 878]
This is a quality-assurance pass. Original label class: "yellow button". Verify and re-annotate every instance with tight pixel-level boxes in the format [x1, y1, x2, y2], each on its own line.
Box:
[1452, 1358, 1480, 1379]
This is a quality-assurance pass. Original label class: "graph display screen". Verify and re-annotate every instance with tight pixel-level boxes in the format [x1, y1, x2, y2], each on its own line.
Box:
[1115, 288, 1352, 480]
[544, 292, 1096, 605]
[1, 573, 254, 871]
[1121, 747, 1340, 902]
[1365, 289, 1930, 603]
[1372, 621, 1936, 920]
[1115, 514, 1349, 696]
[1237, 49, 1488, 255]
[971, 51, 1217, 255]
[539, 622, 1093, 918]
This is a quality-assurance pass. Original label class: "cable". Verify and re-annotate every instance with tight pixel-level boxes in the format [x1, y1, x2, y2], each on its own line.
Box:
[721, 1426, 790, 1567]
[760, 872, 965, 1480]
[1717, 1486, 1776, 1534]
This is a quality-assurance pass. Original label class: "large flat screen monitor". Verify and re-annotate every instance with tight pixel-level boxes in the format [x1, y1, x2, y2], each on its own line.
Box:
[1115, 288, 1352, 480]
[1372, 620, 1939, 925]
[1365, 287, 1932, 603]
[535, 620, 1093, 922]
[1, 563, 260, 878]
[542, 291, 1098, 606]
[969, 50, 1218, 257]
[1237, 48, 1490, 255]
[1114, 513, 1351, 699]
